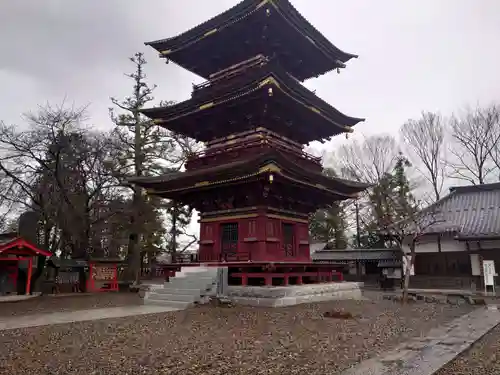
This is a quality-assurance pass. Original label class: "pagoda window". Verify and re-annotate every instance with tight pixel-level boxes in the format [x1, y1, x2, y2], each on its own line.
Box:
[220, 223, 239, 261]
[204, 224, 213, 240]
[282, 223, 295, 257]
[247, 220, 257, 236]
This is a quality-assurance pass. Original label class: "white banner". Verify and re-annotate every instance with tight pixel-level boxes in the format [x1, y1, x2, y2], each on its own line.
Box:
[483, 260, 496, 287]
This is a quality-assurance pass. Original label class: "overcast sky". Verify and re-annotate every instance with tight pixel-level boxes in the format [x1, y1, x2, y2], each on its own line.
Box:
[1, 0, 499, 240]
[1, 0, 499, 153]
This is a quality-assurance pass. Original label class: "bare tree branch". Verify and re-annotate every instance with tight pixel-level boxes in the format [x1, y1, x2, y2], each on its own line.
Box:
[401, 111, 446, 201]
[447, 104, 500, 184]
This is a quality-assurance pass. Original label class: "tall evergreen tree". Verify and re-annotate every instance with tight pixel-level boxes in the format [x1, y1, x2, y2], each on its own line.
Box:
[110, 53, 199, 281]
[309, 168, 348, 248]
[110, 52, 174, 283]
[358, 152, 417, 248]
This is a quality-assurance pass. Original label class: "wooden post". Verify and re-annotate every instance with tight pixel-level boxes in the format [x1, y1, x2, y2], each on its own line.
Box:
[88, 262, 94, 292]
[113, 264, 118, 291]
[216, 267, 229, 297]
[26, 258, 33, 295]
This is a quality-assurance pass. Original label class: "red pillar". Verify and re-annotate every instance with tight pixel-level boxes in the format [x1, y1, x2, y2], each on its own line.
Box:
[88, 262, 94, 292]
[26, 258, 33, 295]
[112, 264, 118, 291]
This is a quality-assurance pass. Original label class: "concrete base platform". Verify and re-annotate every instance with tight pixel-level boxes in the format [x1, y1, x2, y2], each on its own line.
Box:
[227, 282, 363, 307]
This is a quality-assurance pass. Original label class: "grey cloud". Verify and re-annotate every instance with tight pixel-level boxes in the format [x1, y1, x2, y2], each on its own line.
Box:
[0, 0, 499, 137]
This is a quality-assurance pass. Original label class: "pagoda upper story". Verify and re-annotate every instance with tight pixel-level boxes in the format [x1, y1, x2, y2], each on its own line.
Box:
[142, 0, 363, 171]
[147, 0, 357, 82]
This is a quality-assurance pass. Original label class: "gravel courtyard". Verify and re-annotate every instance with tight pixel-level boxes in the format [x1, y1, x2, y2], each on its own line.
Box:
[0, 293, 475, 375]
[435, 321, 500, 375]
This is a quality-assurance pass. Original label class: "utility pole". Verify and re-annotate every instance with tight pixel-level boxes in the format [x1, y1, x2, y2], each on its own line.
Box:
[355, 199, 361, 248]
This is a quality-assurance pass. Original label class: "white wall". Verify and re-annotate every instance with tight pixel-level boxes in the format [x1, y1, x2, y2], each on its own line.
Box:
[402, 235, 467, 254]
[468, 240, 500, 251]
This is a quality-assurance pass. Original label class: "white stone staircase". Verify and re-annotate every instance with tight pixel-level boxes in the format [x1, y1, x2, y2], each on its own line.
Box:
[143, 265, 218, 309]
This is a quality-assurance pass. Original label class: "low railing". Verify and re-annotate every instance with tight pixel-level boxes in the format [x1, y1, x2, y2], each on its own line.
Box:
[193, 55, 268, 92]
[186, 140, 321, 171]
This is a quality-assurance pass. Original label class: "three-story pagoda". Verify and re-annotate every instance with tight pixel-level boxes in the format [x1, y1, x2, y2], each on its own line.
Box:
[130, 0, 369, 264]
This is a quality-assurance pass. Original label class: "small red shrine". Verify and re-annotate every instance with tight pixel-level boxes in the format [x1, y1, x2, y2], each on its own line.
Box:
[0, 233, 52, 295]
[130, 0, 369, 272]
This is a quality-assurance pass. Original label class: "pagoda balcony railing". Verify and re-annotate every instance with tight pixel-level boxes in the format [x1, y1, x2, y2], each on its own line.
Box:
[185, 139, 322, 171]
[193, 55, 268, 92]
[206, 127, 305, 150]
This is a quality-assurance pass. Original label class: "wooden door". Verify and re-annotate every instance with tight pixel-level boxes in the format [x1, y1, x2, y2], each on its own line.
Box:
[220, 223, 239, 261]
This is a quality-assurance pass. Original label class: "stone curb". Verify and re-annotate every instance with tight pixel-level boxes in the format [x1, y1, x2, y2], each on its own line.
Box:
[340, 307, 500, 375]
[382, 293, 486, 306]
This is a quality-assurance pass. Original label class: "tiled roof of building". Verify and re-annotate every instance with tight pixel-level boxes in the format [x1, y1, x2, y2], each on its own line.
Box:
[312, 248, 401, 262]
[415, 182, 500, 239]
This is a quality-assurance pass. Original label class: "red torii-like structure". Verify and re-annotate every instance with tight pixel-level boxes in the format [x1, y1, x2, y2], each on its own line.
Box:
[0, 235, 52, 295]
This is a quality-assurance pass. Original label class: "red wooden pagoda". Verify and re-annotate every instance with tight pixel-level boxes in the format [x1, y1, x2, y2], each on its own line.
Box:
[131, 0, 369, 280]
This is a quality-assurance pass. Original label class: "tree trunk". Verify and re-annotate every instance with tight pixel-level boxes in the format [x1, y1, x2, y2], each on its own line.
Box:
[126, 189, 142, 285]
[170, 206, 178, 263]
[402, 240, 416, 303]
[125, 92, 145, 285]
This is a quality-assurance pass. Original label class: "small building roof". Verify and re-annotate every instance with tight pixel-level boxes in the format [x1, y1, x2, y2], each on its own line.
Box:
[313, 248, 401, 263]
[146, 0, 357, 81]
[309, 242, 328, 254]
[0, 237, 52, 257]
[407, 182, 500, 240]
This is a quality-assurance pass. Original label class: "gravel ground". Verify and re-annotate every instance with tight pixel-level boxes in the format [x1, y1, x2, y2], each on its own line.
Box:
[435, 322, 500, 375]
[0, 293, 142, 317]
[0, 294, 474, 375]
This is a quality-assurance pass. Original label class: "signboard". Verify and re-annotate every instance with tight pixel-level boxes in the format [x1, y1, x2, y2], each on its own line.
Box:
[92, 266, 115, 281]
[483, 260, 496, 288]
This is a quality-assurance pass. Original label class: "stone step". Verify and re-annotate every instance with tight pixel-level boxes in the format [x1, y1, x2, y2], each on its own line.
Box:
[168, 273, 215, 280]
[148, 293, 200, 303]
[165, 279, 216, 288]
[154, 287, 206, 295]
[174, 271, 214, 278]
[175, 268, 215, 276]
[170, 273, 217, 281]
[143, 298, 193, 309]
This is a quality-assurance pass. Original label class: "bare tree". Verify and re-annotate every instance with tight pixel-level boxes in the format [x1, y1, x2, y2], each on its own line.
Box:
[384, 209, 442, 303]
[447, 104, 500, 184]
[330, 135, 402, 243]
[0, 103, 121, 258]
[334, 135, 400, 184]
[400, 111, 446, 201]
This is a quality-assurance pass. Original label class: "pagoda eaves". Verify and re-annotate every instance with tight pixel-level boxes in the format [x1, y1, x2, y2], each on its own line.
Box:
[142, 64, 364, 143]
[129, 150, 370, 211]
[147, 0, 357, 81]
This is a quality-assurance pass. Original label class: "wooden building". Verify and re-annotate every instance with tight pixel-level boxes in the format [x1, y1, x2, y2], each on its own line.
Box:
[0, 232, 52, 295]
[129, 0, 369, 284]
[313, 248, 402, 285]
[402, 183, 500, 290]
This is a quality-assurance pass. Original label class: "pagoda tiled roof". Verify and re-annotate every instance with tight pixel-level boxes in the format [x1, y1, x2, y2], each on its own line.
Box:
[129, 150, 370, 198]
[142, 63, 363, 143]
[146, 0, 357, 81]
[400, 183, 500, 240]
